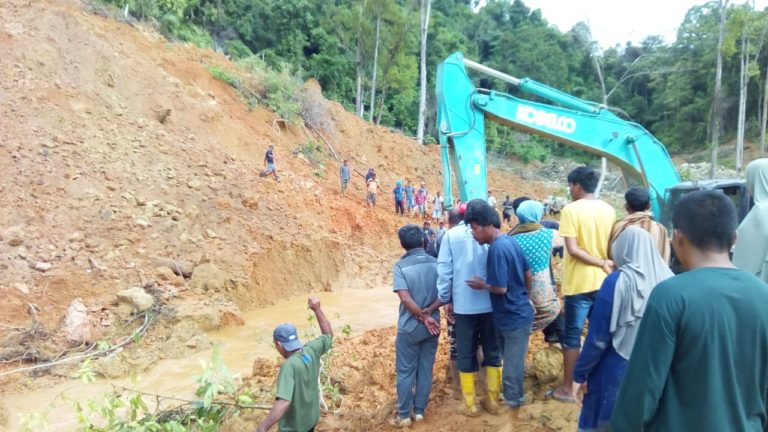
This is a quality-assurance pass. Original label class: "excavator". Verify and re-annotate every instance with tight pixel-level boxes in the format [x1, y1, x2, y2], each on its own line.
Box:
[435, 52, 750, 229]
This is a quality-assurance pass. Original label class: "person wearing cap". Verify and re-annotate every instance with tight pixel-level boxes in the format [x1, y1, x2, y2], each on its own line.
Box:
[256, 297, 332, 432]
[390, 224, 442, 427]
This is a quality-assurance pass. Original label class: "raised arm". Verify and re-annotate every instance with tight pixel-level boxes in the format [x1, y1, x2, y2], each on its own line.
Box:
[308, 297, 332, 337]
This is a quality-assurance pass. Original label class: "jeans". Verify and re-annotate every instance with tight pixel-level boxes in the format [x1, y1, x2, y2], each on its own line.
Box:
[395, 200, 405, 215]
[395, 325, 439, 418]
[498, 325, 531, 407]
[563, 292, 597, 349]
[454, 313, 501, 372]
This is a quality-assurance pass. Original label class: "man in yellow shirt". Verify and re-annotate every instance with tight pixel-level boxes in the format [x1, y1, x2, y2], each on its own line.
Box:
[548, 166, 615, 402]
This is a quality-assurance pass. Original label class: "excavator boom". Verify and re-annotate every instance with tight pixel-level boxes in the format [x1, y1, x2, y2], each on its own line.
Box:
[436, 52, 681, 218]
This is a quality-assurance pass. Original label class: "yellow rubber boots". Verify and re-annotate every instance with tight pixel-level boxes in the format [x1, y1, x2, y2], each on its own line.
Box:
[458, 372, 480, 417]
[483, 366, 503, 415]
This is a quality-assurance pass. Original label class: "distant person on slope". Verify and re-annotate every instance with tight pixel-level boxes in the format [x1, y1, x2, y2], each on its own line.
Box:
[405, 180, 416, 215]
[432, 192, 444, 222]
[415, 188, 427, 218]
[733, 158, 768, 283]
[390, 224, 441, 427]
[256, 297, 332, 432]
[487, 191, 497, 209]
[608, 187, 670, 264]
[365, 168, 376, 183]
[366, 175, 379, 209]
[339, 159, 351, 196]
[394, 181, 406, 216]
[260, 145, 279, 181]
[502, 195, 514, 225]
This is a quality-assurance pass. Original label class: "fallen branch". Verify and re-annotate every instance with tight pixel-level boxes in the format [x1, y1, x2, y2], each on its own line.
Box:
[0, 309, 154, 378]
[112, 385, 273, 411]
[305, 122, 338, 161]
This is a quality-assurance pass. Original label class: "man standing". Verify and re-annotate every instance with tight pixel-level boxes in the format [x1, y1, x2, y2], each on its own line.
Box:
[394, 181, 406, 216]
[435, 201, 502, 416]
[432, 192, 444, 222]
[422, 221, 435, 249]
[391, 224, 442, 427]
[465, 200, 534, 418]
[502, 195, 514, 225]
[415, 188, 427, 218]
[339, 160, 351, 196]
[256, 297, 332, 432]
[260, 145, 279, 181]
[608, 187, 670, 263]
[365, 168, 376, 183]
[487, 191, 497, 209]
[404, 180, 416, 215]
[549, 166, 615, 402]
[366, 175, 379, 209]
[611, 190, 768, 431]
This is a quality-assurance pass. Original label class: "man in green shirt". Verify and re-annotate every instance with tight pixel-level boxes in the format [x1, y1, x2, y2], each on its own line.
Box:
[611, 190, 768, 431]
[256, 297, 333, 432]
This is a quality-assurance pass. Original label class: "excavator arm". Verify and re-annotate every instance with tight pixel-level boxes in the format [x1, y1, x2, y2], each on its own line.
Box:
[436, 52, 681, 218]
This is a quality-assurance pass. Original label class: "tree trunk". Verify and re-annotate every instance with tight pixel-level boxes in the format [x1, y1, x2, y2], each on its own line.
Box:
[416, 0, 431, 144]
[369, 16, 381, 122]
[710, 0, 729, 179]
[762, 67, 768, 157]
[736, 29, 748, 173]
[354, 0, 367, 117]
[592, 55, 609, 195]
[376, 87, 387, 125]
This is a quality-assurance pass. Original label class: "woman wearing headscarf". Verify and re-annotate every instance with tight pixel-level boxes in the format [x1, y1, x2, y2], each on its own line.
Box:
[733, 158, 768, 283]
[510, 200, 562, 332]
[572, 226, 673, 432]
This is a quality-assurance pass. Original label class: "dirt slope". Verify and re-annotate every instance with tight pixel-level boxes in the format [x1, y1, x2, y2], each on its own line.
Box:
[0, 0, 565, 429]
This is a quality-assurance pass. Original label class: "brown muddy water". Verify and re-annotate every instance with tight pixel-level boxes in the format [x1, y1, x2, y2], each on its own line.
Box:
[5, 287, 398, 431]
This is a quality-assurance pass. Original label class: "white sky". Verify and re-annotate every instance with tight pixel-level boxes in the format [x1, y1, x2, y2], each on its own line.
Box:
[480, 0, 768, 49]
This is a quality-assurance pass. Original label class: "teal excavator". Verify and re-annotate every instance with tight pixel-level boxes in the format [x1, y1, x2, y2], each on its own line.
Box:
[436, 52, 749, 228]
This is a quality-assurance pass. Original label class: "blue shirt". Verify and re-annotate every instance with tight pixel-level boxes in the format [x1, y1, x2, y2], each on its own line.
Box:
[393, 186, 405, 201]
[486, 235, 534, 331]
[404, 186, 415, 200]
[436, 223, 492, 315]
[393, 248, 440, 333]
[340, 165, 350, 181]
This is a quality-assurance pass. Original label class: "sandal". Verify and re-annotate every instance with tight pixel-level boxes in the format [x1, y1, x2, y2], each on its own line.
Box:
[545, 388, 576, 403]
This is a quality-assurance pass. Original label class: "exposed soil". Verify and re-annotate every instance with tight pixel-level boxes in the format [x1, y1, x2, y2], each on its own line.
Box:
[0, 0, 571, 430]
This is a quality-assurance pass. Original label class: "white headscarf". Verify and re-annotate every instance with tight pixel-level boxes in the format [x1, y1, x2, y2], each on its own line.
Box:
[733, 158, 768, 282]
[610, 226, 674, 359]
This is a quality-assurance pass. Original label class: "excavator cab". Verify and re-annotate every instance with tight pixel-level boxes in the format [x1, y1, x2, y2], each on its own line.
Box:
[662, 181, 751, 231]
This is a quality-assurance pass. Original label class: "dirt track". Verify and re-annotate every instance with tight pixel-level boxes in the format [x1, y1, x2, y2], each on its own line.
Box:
[0, 0, 573, 430]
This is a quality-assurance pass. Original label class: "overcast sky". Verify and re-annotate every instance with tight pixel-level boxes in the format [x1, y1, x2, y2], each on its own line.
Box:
[487, 0, 768, 49]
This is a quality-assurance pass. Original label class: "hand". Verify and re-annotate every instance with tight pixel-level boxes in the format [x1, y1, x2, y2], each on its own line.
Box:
[422, 305, 434, 315]
[465, 276, 488, 291]
[308, 297, 321, 311]
[423, 316, 441, 336]
[572, 381, 587, 407]
[601, 260, 614, 274]
[445, 303, 455, 325]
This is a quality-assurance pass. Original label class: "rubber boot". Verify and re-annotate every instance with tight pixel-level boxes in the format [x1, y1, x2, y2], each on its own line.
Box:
[483, 366, 502, 415]
[459, 372, 480, 417]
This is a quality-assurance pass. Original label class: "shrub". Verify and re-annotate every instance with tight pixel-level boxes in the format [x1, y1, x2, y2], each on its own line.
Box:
[225, 40, 253, 60]
[208, 66, 239, 88]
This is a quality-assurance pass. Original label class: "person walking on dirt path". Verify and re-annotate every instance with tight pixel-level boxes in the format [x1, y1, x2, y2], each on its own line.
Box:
[572, 227, 672, 432]
[339, 160, 351, 196]
[733, 158, 768, 283]
[548, 166, 616, 403]
[487, 191, 497, 210]
[502, 195, 514, 225]
[260, 145, 280, 181]
[465, 200, 534, 418]
[366, 175, 379, 210]
[608, 187, 670, 264]
[394, 181, 406, 216]
[610, 190, 768, 432]
[390, 224, 442, 427]
[256, 297, 332, 432]
[405, 181, 416, 215]
[432, 192, 444, 221]
[415, 188, 427, 218]
[429, 201, 502, 417]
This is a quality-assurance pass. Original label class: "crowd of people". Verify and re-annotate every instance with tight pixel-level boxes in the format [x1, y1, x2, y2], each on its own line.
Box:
[256, 158, 768, 432]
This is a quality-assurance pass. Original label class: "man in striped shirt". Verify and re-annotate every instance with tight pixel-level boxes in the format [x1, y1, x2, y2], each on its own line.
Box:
[609, 187, 671, 264]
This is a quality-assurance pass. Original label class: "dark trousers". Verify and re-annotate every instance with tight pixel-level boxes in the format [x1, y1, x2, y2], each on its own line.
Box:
[543, 311, 565, 343]
[454, 312, 501, 372]
[395, 200, 405, 215]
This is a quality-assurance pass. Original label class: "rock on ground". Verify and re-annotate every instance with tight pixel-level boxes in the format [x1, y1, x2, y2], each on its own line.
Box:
[116, 287, 154, 312]
[531, 345, 563, 384]
[62, 298, 96, 343]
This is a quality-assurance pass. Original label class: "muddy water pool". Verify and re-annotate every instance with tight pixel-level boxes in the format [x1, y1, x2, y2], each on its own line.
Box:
[4, 287, 398, 431]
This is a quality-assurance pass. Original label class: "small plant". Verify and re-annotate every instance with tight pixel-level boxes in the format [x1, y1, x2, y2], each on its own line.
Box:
[312, 170, 325, 179]
[208, 67, 239, 89]
[341, 324, 352, 337]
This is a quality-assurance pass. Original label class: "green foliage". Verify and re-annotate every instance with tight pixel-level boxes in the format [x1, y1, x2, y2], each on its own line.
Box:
[341, 324, 352, 337]
[263, 67, 303, 123]
[208, 66, 239, 88]
[225, 40, 253, 60]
